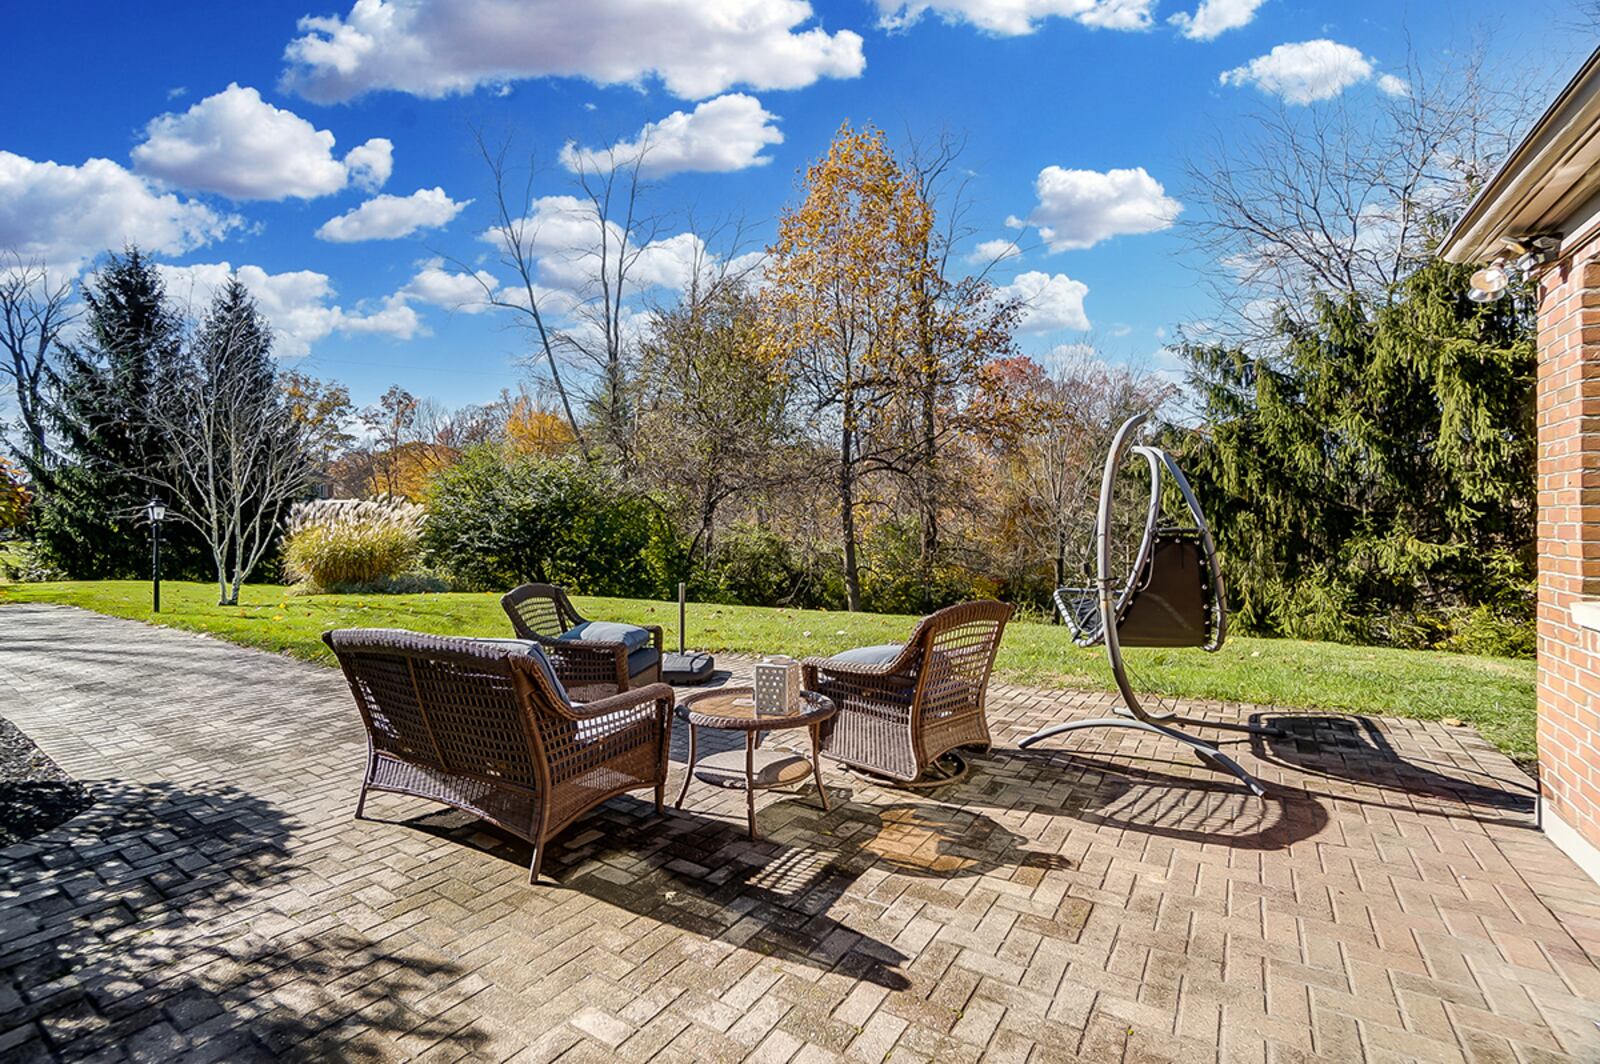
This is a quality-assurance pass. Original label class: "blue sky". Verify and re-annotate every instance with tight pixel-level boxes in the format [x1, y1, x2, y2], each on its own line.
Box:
[0, 0, 1585, 412]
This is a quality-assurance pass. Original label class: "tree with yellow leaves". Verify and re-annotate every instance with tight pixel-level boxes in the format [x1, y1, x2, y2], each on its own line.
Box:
[761, 123, 935, 611]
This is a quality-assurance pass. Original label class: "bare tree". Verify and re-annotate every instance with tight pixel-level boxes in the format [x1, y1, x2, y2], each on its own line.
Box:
[1183, 43, 1540, 344]
[140, 280, 311, 605]
[636, 266, 791, 567]
[0, 255, 74, 467]
[557, 143, 664, 466]
[462, 134, 588, 453]
[1018, 351, 1177, 593]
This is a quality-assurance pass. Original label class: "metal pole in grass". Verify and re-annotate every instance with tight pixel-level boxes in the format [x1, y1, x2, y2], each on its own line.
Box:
[145, 497, 166, 612]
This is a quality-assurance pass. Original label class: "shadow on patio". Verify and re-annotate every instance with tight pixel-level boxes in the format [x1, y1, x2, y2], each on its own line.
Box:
[391, 788, 1077, 993]
[0, 779, 493, 1061]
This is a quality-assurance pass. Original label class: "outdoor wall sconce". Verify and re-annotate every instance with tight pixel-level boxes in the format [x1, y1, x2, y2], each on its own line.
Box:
[1468, 235, 1562, 303]
[145, 497, 166, 612]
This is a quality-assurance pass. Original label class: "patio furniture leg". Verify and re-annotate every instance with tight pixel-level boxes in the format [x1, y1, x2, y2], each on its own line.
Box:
[745, 732, 758, 841]
[1019, 717, 1267, 798]
[810, 723, 830, 812]
[529, 840, 544, 885]
[674, 724, 698, 809]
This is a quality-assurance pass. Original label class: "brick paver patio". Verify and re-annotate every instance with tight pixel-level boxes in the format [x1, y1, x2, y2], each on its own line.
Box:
[2, 603, 1599, 1063]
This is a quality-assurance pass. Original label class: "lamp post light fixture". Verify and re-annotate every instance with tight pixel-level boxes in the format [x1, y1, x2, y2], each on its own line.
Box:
[145, 497, 166, 613]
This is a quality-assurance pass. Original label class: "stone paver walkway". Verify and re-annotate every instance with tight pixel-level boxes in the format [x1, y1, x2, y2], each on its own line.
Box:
[2, 603, 1599, 1063]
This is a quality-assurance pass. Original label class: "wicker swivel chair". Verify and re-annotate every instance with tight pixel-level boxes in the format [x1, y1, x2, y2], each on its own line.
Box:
[501, 583, 664, 700]
[324, 629, 674, 882]
[802, 601, 1013, 785]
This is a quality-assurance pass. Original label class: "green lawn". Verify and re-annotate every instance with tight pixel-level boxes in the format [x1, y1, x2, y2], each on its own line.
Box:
[0, 580, 1536, 760]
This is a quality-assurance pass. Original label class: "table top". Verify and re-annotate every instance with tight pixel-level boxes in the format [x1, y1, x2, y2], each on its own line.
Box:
[677, 686, 835, 731]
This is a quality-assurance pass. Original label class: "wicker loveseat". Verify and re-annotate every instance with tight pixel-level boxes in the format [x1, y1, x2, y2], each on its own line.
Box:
[501, 583, 664, 700]
[802, 601, 1013, 783]
[324, 629, 673, 882]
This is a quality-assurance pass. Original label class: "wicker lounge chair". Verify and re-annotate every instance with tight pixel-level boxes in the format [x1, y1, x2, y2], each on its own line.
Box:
[323, 628, 673, 882]
[802, 601, 1012, 784]
[501, 583, 664, 700]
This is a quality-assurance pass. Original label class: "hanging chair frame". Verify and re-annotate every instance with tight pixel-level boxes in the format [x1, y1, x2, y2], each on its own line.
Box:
[1020, 413, 1280, 797]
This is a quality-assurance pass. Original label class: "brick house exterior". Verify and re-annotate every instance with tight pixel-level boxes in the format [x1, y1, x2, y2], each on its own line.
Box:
[1443, 48, 1600, 883]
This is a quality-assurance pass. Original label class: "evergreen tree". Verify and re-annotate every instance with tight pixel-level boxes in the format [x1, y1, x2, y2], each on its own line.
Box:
[1178, 256, 1535, 649]
[27, 248, 204, 578]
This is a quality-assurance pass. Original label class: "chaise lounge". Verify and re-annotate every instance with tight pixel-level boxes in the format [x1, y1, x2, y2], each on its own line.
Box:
[323, 628, 674, 882]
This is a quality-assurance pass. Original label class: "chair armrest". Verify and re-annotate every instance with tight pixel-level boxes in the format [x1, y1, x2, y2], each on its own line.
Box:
[551, 682, 675, 721]
[644, 624, 664, 652]
[800, 644, 921, 681]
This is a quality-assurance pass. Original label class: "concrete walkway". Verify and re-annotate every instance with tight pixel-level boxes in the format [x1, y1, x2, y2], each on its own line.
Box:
[1, 603, 1598, 1062]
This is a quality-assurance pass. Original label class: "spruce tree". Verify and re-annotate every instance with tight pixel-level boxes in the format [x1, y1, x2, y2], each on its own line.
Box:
[27, 248, 204, 578]
[1178, 256, 1535, 649]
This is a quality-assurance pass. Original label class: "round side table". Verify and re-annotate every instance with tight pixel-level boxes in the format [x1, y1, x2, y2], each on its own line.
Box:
[673, 687, 836, 840]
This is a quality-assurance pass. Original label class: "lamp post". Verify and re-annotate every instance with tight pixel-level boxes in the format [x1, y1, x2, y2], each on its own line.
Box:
[145, 497, 166, 612]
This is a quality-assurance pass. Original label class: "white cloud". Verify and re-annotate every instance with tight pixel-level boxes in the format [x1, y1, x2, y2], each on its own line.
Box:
[559, 94, 783, 178]
[969, 238, 1023, 264]
[0, 152, 236, 276]
[480, 195, 711, 295]
[281, 0, 865, 102]
[398, 259, 498, 313]
[157, 262, 421, 358]
[316, 187, 470, 242]
[1168, 0, 1265, 40]
[996, 271, 1090, 333]
[131, 84, 393, 201]
[1220, 40, 1389, 105]
[343, 139, 395, 191]
[1375, 73, 1410, 97]
[1010, 166, 1180, 252]
[875, 0, 1153, 35]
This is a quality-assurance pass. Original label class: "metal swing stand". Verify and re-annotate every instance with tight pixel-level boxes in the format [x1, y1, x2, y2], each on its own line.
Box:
[1018, 413, 1281, 797]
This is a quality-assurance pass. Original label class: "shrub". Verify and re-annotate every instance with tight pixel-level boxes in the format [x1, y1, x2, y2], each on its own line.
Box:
[423, 448, 665, 596]
[695, 524, 807, 607]
[282, 497, 425, 593]
[858, 521, 986, 615]
[0, 457, 28, 534]
[1438, 603, 1536, 659]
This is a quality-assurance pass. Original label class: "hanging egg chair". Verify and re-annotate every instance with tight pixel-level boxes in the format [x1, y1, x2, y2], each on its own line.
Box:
[1019, 412, 1280, 796]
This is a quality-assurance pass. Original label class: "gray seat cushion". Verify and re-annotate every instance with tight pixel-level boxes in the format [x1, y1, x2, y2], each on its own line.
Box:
[472, 637, 570, 705]
[627, 646, 662, 679]
[559, 620, 651, 652]
[827, 643, 904, 668]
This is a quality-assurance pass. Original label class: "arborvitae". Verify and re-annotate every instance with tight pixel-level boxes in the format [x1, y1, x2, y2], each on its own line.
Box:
[1177, 255, 1535, 650]
[28, 249, 206, 577]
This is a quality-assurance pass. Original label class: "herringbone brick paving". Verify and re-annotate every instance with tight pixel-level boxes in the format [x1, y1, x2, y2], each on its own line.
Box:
[1, 603, 1598, 1063]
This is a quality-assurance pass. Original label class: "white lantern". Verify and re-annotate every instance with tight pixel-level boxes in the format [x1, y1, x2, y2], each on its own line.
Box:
[753, 655, 802, 715]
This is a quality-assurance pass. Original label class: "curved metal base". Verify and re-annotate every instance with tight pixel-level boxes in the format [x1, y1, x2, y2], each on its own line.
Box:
[844, 751, 971, 790]
[1019, 717, 1266, 798]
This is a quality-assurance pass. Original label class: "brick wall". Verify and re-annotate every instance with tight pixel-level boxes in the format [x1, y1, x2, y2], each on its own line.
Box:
[1535, 243, 1600, 857]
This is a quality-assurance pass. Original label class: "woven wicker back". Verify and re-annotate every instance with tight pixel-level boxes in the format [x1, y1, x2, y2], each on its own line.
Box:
[908, 602, 1012, 722]
[325, 629, 544, 784]
[501, 583, 581, 641]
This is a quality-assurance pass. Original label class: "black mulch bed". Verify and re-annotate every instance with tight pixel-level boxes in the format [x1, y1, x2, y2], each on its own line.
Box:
[0, 717, 91, 845]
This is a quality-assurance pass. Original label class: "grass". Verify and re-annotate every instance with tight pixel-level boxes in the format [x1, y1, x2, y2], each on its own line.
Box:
[0, 579, 1536, 761]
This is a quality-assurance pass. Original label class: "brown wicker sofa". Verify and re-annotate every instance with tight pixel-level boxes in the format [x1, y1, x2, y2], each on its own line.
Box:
[323, 628, 673, 882]
[501, 583, 664, 700]
[802, 601, 1012, 783]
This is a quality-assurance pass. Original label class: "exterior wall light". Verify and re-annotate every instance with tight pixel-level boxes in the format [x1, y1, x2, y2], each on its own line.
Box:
[1467, 235, 1562, 303]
